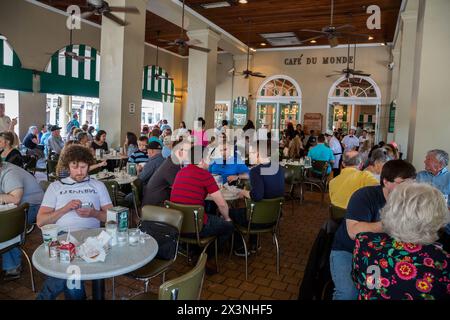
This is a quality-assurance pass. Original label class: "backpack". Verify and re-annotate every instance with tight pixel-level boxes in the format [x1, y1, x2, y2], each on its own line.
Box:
[139, 221, 179, 260]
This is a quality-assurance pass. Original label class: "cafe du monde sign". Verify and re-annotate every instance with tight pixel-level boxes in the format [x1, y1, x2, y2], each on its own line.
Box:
[284, 54, 354, 66]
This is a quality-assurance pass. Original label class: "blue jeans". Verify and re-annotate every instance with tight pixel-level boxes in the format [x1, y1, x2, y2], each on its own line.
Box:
[330, 250, 358, 300]
[199, 214, 234, 247]
[2, 204, 40, 271]
[36, 277, 86, 300]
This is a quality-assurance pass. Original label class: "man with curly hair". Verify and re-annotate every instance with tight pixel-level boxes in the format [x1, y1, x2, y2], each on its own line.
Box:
[36, 144, 113, 300]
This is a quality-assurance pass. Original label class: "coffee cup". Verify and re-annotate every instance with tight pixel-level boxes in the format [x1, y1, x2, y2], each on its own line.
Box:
[41, 224, 59, 250]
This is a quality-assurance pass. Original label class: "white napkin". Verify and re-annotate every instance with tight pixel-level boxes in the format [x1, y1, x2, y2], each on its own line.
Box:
[78, 231, 111, 263]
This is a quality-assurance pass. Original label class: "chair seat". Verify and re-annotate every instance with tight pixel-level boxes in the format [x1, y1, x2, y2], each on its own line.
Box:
[304, 177, 324, 185]
[130, 291, 158, 300]
[129, 258, 173, 280]
[235, 224, 274, 235]
[180, 235, 216, 247]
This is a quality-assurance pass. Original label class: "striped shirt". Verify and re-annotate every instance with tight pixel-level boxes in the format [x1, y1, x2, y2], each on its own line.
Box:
[128, 150, 149, 164]
[170, 165, 219, 225]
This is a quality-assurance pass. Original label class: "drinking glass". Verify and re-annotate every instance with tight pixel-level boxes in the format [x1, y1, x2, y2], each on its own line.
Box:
[105, 221, 118, 247]
[117, 231, 128, 246]
[128, 228, 140, 246]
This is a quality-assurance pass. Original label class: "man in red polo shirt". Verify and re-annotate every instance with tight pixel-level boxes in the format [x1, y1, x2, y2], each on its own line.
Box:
[170, 145, 233, 271]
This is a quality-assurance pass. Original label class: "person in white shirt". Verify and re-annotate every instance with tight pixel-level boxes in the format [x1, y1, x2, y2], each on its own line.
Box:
[325, 129, 343, 176]
[0, 103, 19, 147]
[358, 129, 369, 147]
[36, 144, 113, 300]
[341, 126, 360, 152]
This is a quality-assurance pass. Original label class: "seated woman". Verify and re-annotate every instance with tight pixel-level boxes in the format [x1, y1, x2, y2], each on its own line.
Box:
[90, 130, 108, 154]
[123, 131, 138, 157]
[352, 182, 450, 300]
[0, 131, 24, 167]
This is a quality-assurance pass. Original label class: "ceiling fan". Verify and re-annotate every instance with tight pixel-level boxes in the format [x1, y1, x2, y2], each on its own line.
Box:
[235, 20, 266, 79]
[300, 0, 368, 47]
[326, 39, 371, 79]
[158, 0, 211, 55]
[81, 0, 140, 26]
[154, 31, 174, 81]
[47, 16, 94, 61]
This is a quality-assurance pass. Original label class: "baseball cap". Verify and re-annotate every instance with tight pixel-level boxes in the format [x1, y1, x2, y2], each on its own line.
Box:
[325, 129, 334, 136]
[50, 125, 62, 132]
[350, 126, 357, 131]
[147, 141, 162, 150]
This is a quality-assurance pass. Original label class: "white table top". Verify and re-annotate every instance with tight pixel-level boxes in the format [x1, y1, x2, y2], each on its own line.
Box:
[32, 228, 158, 281]
[0, 204, 17, 212]
[91, 174, 137, 185]
[206, 187, 242, 201]
[97, 155, 128, 161]
[281, 161, 312, 169]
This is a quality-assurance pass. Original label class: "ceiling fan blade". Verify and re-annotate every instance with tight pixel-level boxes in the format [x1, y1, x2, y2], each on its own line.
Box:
[251, 73, 266, 78]
[80, 11, 95, 19]
[300, 35, 325, 43]
[103, 12, 128, 26]
[157, 39, 173, 43]
[108, 6, 140, 14]
[77, 55, 94, 61]
[326, 73, 342, 78]
[186, 39, 201, 46]
[352, 72, 371, 77]
[189, 45, 211, 53]
[334, 24, 355, 31]
[300, 29, 329, 35]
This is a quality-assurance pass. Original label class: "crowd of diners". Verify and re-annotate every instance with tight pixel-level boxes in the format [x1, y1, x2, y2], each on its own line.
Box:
[0, 100, 449, 300]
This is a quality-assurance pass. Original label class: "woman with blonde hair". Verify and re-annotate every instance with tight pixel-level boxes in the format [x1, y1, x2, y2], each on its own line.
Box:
[352, 182, 450, 300]
[288, 134, 303, 159]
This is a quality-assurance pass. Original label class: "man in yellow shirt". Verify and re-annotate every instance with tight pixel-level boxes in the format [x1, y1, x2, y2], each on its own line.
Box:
[329, 151, 379, 208]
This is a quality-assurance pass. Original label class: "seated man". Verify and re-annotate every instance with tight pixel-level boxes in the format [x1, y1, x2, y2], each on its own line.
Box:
[416, 149, 450, 251]
[23, 126, 44, 159]
[307, 134, 334, 176]
[128, 136, 149, 165]
[142, 140, 188, 206]
[170, 145, 233, 271]
[231, 142, 285, 255]
[46, 125, 65, 156]
[329, 151, 379, 209]
[138, 141, 165, 186]
[0, 159, 44, 280]
[36, 145, 113, 300]
[209, 143, 249, 185]
[330, 160, 416, 300]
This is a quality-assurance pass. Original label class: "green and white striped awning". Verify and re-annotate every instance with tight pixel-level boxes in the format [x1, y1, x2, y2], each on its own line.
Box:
[41, 44, 100, 97]
[0, 38, 33, 92]
[142, 65, 175, 103]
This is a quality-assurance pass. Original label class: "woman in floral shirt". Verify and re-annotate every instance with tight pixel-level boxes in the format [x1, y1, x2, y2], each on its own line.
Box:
[352, 182, 450, 300]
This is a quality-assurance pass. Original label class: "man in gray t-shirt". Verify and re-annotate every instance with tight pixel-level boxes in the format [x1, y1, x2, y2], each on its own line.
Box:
[0, 161, 44, 280]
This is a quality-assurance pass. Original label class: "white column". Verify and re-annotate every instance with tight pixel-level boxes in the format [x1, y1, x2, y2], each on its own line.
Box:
[59, 95, 71, 137]
[17, 92, 47, 140]
[408, 0, 450, 169]
[98, 0, 147, 148]
[393, 8, 419, 157]
[185, 29, 220, 130]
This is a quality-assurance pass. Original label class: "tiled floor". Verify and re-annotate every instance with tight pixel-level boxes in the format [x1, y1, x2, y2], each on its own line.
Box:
[0, 190, 329, 300]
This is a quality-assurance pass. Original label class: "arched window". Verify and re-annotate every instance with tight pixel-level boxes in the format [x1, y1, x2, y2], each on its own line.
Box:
[256, 75, 302, 131]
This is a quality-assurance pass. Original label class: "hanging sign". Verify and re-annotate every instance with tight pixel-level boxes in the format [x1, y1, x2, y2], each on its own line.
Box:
[232, 96, 248, 126]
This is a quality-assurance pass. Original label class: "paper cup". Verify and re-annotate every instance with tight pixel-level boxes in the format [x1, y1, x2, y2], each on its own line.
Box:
[41, 224, 59, 249]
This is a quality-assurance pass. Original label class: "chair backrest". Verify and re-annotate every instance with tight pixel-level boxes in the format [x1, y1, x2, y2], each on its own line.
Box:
[311, 160, 329, 180]
[0, 203, 29, 247]
[329, 204, 346, 221]
[164, 201, 205, 237]
[46, 159, 58, 177]
[131, 178, 143, 208]
[158, 253, 207, 300]
[141, 205, 183, 232]
[246, 197, 283, 226]
[39, 180, 51, 192]
[24, 155, 37, 174]
[284, 164, 302, 184]
[103, 180, 120, 206]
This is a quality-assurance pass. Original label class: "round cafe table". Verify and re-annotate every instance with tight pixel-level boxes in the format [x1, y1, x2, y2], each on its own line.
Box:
[206, 187, 242, 202]
[32, 228, 158, 300]
[90, 174, 138, 185]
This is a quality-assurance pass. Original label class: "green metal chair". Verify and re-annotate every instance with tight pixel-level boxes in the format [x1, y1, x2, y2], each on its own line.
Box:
[0, 203, 35, 292]
[284, 164, 303, 213]
[102, 180, 120, 206]
[46, 159, 59, 182]
[164, 201, 219, 273]
[230, 197, 284, 280]
[131, 253, 207, 300]
[303, 160, 330, 205]
[128, 205, 183, 292]
[329, 204, 346, 222]
[39, 180, 51, 192]
[131, 178, 143, 224]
